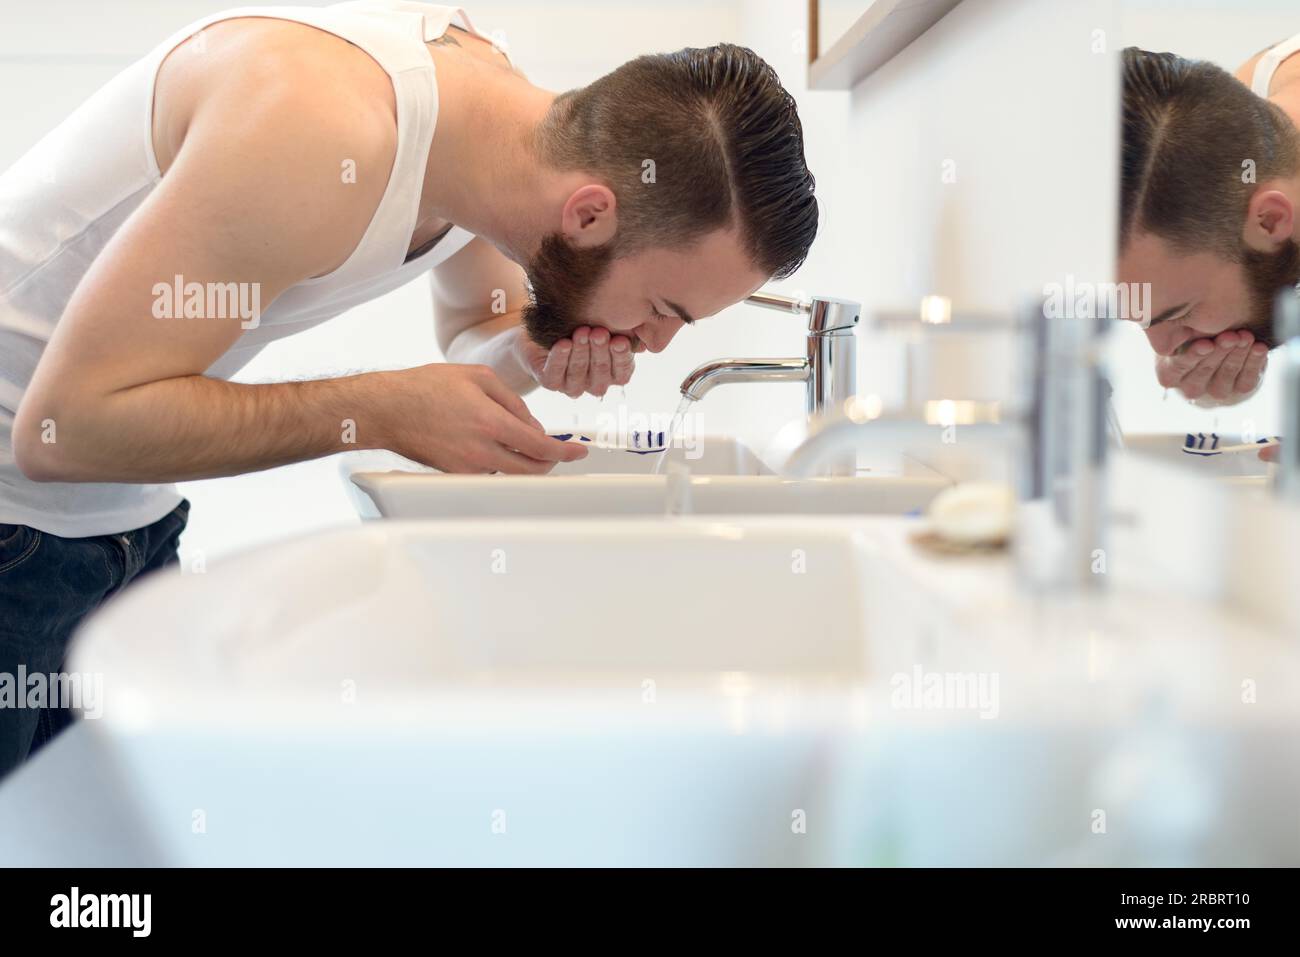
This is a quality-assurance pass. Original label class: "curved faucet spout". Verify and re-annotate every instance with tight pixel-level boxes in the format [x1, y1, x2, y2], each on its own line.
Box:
[676, 290, 858, 416]
[680, 358, 809, 402]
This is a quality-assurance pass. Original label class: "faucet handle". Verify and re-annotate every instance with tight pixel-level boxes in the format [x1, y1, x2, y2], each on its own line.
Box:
[743, 290, 860, 334]
[806, 297, 861, 334]
[745, 290, 810, 314]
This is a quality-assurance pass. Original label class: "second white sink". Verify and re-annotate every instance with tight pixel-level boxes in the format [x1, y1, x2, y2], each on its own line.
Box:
[74, 519, 873, 705]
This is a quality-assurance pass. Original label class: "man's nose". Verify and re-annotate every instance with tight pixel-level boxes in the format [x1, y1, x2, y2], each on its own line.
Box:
[641, 318, 685, 354]
[1145, 322, 1188, 357]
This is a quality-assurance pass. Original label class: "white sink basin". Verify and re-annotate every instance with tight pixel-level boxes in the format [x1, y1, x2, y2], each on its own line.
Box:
[68, 518, 875, 866]
[341, 436, 950, 520]
[349, 472, 950, 520]
[74, 520, 873, 704]
[341, 433, 771, 481]
[549, 434, 772, 476]
[62, 516, 1300, 866]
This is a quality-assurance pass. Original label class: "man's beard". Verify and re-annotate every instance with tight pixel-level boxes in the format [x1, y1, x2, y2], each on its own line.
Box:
[520, 233, 616, 348]
[1244, 238, 1300, 348]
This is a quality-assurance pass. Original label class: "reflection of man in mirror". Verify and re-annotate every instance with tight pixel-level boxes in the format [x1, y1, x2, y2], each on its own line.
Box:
[1118, 44, 1300, 411]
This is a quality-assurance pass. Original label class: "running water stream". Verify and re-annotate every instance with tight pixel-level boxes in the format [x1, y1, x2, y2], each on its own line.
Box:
[653, 395, 696, 475]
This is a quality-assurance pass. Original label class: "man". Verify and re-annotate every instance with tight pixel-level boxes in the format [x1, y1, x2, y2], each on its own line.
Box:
[0, 1, 818, 774]
[1119, 44, 1300, 408]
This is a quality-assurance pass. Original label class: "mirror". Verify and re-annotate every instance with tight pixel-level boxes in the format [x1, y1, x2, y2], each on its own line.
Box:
[1110, 0, 1297, 474]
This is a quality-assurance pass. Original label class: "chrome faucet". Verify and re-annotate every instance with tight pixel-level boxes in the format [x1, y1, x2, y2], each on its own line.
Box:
[679, 291, 860, 418]
[784, 301, 1111, 591]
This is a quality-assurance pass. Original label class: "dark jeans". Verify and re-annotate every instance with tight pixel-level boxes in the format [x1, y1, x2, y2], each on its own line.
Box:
[0, 499, 189, 780]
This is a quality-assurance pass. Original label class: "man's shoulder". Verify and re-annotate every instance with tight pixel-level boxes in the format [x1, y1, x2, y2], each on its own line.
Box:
[1234, 41, 1300, 94]
[1235, 50, 1264, 88]
[155, 17, 398, 175]
[150, 18, 404, 281]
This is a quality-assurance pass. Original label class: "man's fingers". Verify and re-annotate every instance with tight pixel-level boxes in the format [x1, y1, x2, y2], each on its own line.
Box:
[1155, 350, 1203, 389]
[490, 446, 560, 475]
[587, 327, 613, 397]
[1178, 347, 1226, 399]
[610, 336, 635, 385]
[475, 367, 543, 428]
[492, 409, 588, 463]
[1236, 343, 1269, 394]
[1213, 329, 1246, 351]
[1260, 442, 1280, 463]
[1154, 360, 1181, 389]
[531, 328, 635, 397]
[564, 327, 591, 397]
[1206, 341, 1249, 399]
[538, 339, 571, 391]
[1156, 340, 1212, 387]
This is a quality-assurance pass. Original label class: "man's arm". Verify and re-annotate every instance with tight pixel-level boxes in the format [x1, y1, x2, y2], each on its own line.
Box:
[14, 50, 582, 482]
[431, 236, 537, 392]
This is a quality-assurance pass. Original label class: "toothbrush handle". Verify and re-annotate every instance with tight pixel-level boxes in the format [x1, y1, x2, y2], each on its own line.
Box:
[1209, 439, 1280, 454]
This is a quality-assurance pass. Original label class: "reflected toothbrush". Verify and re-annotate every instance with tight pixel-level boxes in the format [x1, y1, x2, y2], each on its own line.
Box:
[1181, 433, 1280, 456]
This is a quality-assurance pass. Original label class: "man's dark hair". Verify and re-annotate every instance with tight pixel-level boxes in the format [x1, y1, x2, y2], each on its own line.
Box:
[1121, 46, 1300, 344]
[524, 43, 817, 346]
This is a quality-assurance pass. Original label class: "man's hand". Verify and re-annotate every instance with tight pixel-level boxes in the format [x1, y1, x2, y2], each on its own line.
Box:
[1155, 329, 1269, 403]
[431, 240, 641, 399]
[514, 325, 637, 398]
[379, 364, 589, 474]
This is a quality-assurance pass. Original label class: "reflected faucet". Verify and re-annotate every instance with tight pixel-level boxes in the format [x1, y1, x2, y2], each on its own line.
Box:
[784, 302, 1112, 592]
[679, 291, 860, 418]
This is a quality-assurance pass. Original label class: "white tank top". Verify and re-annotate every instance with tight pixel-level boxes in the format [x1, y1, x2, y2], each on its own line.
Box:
[1251, 35, 1300, 96]
[0, 1, 492, 537]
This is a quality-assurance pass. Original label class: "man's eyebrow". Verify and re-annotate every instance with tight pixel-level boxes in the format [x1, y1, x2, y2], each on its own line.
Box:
[1148, 302, 1189, 326]
[663, 299, 695, 325]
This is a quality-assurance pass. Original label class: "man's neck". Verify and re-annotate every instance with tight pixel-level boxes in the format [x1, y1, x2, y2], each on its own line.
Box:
[414, 57, 558, 264]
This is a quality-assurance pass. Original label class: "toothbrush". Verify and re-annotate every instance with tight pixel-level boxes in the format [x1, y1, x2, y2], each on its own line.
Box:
[547, 431, 667, 453]
[1181, 433, 1281, 456]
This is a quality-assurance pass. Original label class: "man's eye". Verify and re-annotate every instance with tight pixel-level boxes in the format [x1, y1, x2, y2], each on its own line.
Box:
[651, 309, 672, 322]
[1146, 311, 1188, 330]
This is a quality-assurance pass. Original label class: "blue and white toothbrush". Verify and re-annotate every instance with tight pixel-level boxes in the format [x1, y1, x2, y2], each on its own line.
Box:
[548, 431, 668, 453]
[1182, 433, 1281, 456]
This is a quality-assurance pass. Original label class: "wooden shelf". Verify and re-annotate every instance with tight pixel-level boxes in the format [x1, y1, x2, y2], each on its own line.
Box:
[809, 0, 966, 90]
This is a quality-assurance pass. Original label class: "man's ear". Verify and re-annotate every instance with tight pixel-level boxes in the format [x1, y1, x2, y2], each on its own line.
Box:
[560, 184, 617, 248]
[1243, 186, 1296, 252]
